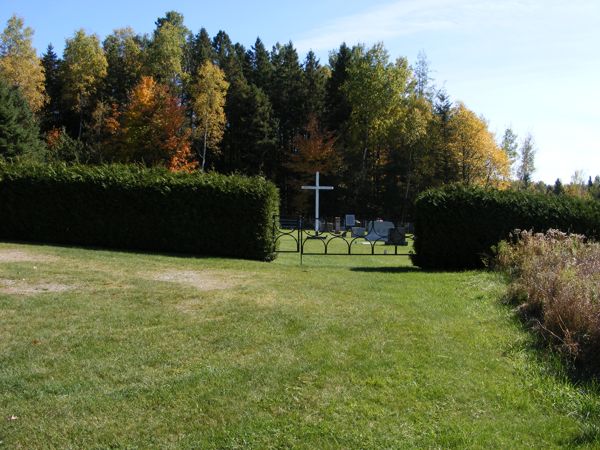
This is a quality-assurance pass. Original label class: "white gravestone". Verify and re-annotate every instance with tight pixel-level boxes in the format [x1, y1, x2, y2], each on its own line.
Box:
[365, 220, 395, 241]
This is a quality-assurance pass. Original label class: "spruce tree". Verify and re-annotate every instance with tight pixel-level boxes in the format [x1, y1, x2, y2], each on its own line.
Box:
[247, 38, 273, 92]
[0, 77, 45, 159]
[302, 51, 327, 120]
[40, 44, 62, 131]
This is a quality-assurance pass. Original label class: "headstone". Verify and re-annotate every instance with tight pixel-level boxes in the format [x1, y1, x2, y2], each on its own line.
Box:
[335, 217, 341, 233]
[365, 220, 395, 241]
[345, 214, 356, 228]
[351, 227, 365, 238]
[386, 226, 407, 245]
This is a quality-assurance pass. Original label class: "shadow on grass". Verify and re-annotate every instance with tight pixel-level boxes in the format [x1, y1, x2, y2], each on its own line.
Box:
[349, 266, 472, 274]
[0, 239, 217, 261]
[349, 266, 422, 274]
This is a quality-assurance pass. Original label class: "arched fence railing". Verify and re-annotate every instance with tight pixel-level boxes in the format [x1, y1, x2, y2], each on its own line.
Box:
[273, 216, 413, 257]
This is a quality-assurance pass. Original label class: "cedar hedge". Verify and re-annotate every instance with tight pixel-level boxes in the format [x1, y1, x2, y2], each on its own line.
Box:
[411, 185, 600, 269]
[0, 162, 280, 261]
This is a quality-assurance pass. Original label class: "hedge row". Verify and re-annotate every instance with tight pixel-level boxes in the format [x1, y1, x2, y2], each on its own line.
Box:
[0, 162, 280, 261]
[411, 185, 600, 269]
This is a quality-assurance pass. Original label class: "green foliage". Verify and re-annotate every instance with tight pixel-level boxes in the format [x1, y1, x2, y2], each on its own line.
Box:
[0, 77, 45, 160]
[0, 162, 280, 260]
[411, 185, 600, 269]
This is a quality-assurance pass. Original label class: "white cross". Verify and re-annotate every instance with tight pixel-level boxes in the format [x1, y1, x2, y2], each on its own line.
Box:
[302, 171, 334, 233]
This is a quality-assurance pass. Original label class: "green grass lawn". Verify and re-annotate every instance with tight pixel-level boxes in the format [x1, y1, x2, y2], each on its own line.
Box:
[1, 242, 599, 448]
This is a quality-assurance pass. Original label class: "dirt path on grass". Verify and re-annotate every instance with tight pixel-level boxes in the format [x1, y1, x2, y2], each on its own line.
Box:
[151, 269, 250, 291]
[0, 249, 59, 264]
[0, 278, 73, 295]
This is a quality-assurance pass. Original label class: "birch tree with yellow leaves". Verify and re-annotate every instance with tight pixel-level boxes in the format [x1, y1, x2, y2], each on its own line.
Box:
[190, 60, 229, 172]
[0, 15, 46, 113]
[448, 103, 509, 188]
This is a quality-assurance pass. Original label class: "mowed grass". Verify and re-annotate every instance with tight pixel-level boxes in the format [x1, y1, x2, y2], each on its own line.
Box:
[1, 242, 600, 448]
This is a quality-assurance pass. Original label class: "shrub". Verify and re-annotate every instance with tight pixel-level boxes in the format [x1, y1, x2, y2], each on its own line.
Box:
[496, 230, 600, 373]
[411, 185, 600, 269]
[0, 162, 279, 260]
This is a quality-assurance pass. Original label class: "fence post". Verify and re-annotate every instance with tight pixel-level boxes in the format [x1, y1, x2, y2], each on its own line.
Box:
[299, 216, 303, 265]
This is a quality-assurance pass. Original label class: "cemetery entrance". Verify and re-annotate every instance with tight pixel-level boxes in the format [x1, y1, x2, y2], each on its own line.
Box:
[273, 216, 414, 258]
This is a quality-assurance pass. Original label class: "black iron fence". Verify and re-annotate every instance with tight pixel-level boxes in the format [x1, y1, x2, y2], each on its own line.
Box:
[273, 216, 413, 257]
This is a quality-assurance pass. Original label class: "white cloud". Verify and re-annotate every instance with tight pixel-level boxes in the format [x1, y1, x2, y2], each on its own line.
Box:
[292, 0, 586, 53]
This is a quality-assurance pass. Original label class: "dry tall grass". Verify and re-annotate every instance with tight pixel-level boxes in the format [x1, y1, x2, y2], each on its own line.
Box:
[497, 230, 600, 372]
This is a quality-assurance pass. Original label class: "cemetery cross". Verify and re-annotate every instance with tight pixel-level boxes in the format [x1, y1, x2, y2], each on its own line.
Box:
[302, 171, 334, 233]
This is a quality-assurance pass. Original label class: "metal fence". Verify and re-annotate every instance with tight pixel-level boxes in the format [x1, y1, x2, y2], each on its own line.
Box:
[273, 216, 413, 257]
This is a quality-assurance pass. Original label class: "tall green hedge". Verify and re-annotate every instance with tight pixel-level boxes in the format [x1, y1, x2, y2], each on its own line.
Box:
[0, 162, 280, 261]
[411, 185, 600, 269]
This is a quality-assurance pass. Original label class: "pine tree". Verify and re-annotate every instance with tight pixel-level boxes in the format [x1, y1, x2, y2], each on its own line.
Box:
[0, 77, 45, 160]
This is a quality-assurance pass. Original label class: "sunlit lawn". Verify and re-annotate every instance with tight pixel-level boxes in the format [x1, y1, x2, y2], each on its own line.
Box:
[1, 241, 599, 448]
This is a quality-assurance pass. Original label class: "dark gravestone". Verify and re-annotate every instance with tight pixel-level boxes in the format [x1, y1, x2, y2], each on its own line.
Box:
[387, 227, 407, 246]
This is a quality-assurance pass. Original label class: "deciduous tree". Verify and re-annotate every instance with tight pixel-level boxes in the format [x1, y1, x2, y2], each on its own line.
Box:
[61, 29, 108, 137]
[190, 61, 229, 171]
[119, 76, 196, 172]
[516, 133, 536, 188]
[103, 28, 144, 104]
[448, 103, 509, 187]
[0, 15, 46, 113]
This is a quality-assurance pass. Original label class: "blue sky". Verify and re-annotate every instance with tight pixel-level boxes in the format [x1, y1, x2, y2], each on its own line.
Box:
[3, 0, 599, 183]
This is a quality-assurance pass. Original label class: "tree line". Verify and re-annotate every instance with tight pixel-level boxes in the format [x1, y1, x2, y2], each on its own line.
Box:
[1, 11, 594, 218]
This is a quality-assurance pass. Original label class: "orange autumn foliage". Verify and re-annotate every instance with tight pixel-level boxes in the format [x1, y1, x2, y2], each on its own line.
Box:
[119, 76, 197, 172]
[287, 115, 339, 179]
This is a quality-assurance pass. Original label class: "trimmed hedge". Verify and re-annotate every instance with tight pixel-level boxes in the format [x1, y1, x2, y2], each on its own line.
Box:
[0, 162, 280, 261]
[411, 185, 600, 269]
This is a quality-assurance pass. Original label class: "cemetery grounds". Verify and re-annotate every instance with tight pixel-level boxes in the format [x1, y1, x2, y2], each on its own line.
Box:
[1, 241, 600, 448]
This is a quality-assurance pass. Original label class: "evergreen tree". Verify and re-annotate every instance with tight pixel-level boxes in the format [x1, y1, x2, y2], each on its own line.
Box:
[302, 51, 327, 120]
[221, 81, 277, 176]
[0, 77, 45, 159]
[270, 41, 305, 151]
[247, 38, 273, 92]
[324, 43, 353, 133]
[432, 89, 454, 184]
[553, 178, 564, 195]
[185, 28, 215, 81]
[40, 44, 62, 130]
